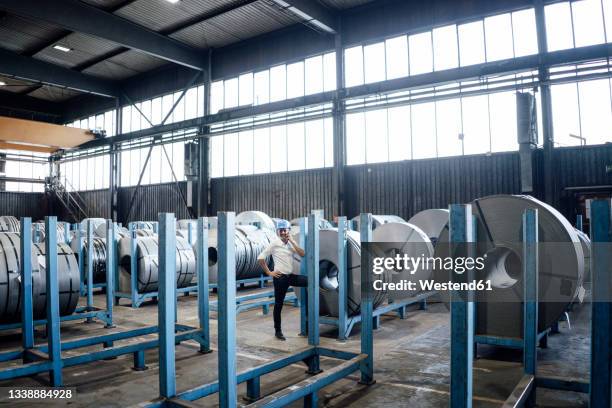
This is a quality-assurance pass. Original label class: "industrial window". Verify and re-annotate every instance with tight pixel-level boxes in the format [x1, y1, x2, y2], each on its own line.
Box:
[286, 61, 305, 99]
[68, 108, 116, 136]
[572, 0, 606, 47]
[363, 42, 386, 84]
[484, 13, 514, 62]
[209, 118, 333, 178]
[385, 36, 409, 80]
[409, 32, 433, 75]
[209, 52, 336, 113]
[2, 151, 47, 192]
[551, 78, 612, 146]
[345, 46, 364, 87]
[433, 25, 459, 71]
[345, 88, 521, 166]
[344, 8, 537, 85]
[119, 141, 185, 187]
[545, 2, 575, 51]
[458, 21, 486, 66]
[59, 153, 109, 192]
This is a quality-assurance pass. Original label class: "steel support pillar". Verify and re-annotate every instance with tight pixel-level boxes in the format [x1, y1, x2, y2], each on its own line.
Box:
[359, 213, 375, 385]
[158, 213, 177, 399]
[20, 218, 33, 362]
[332, 25, 346, 218]
[307, 212, 322, 375]
[589, 200, 612, 408]
[45, 216, 62, 386]
[197, 217, 211, 353]
[523, 208, 539, 407]
[299, 217, 308, 337]
[218, 212, 237, 408]
[449, 205, 474, 408]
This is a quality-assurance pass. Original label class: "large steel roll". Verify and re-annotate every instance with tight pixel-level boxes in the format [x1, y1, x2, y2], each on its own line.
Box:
[435, 195, 584, 338]
[351, 215, 405, 231]
[207, 226, 275, 283]
[0, 232, 80, 323]
[80, 218, 106, 232]
[94, 223, 129, 239]
[294, 228, 390, 317]
[236, 211, 276, 231]
[70, 237, 108, 284]
[31, 221, 70, 244]
[117, 235, 195, 293]
[371, 222, 434, 301]
[407, 209, 449, 245]
[0, 216, 19, 232]
[575, 228, 591, 284]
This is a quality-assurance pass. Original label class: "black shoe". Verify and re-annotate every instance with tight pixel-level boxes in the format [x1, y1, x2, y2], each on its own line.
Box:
[275, 330, 286, 341]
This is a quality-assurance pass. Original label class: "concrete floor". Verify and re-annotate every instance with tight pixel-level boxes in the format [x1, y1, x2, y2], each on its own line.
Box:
[0, 287, 590, 407]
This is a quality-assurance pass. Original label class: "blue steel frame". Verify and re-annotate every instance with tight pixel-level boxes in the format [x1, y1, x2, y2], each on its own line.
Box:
[319, 216, 435, 341]
[142, 211, 375, 408]
[0, 215, 210, 386]
[0, 220, 114, 333]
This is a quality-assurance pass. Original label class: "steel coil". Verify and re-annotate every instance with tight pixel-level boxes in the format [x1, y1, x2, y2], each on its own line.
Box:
[575, 228, 591, 284]
[117, 235, 195, 293]
[407, 209, 449, 245]
[0, 232, 80, 323]
[31, 221, 70, 244]
[70, 237, 108, 284]
[0, 216, 19, 232]
[351, 215, 405, 231]
[292, 228, 390, 317]
[207, 226, 276, 283]
[434, 195, 584, 338]
[371, 222, 434, 301]
[236, 211, 276, 231]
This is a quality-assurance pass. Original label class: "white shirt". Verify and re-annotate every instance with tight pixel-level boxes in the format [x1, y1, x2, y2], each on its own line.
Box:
[258, 238, 299, 275]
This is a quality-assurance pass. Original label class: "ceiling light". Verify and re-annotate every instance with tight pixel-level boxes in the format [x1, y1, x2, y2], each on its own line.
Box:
[0, 81, 5, 86]
[165, 0, 180, 3]
[53, 44, 72, 52]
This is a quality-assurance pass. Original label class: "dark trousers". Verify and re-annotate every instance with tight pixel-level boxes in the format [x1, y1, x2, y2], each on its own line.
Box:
[273, 274, 307, 331]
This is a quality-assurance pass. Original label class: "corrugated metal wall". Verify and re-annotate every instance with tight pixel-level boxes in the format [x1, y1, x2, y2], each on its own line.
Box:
[118, 182, 191, 224]
[210, 168, 336, 221]
[2, 145, 609, 225]
[0, 192, 47, 219]
[552, 144, 612, 220]
[345, 151, 522, 220]
[67, 189, 110, 220]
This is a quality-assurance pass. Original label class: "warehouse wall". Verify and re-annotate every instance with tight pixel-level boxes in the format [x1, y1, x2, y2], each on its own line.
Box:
[117, 182, 191, 225]
[344, 151, 522, 220]
[210, 168, 336, 221]
[0, 192, 47, 220]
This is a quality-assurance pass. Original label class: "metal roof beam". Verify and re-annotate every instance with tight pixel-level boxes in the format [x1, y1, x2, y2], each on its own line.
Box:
[0, 0, 207, 70]
[270, 0, 337, 34]
[0, 48, 120, 97]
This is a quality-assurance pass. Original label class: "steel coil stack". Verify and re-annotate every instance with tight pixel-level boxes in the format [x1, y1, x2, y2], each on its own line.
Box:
[70, 236, 108, 284]
[31, 221, 70, 244]
[0, 232, 80, 323]
[207, 224, 276, 283]
[117, 235, 195, 293]
[0, 216, 20, 232]
[407, 209, 449, 246]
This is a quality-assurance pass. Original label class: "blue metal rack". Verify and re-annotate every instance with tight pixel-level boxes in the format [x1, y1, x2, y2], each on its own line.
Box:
[317, 216, 436, 341]
[142, 211, 375, 408]
[0, 219, 114, 333]
[0, 214, 211, 386]
[450, 200, 612, 408]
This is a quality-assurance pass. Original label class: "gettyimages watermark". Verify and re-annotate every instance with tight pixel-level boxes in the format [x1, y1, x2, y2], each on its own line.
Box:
[360, 241, 611, 303]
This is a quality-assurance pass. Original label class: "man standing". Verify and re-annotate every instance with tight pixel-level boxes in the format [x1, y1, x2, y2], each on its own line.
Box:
[257, 219, 306, 340]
